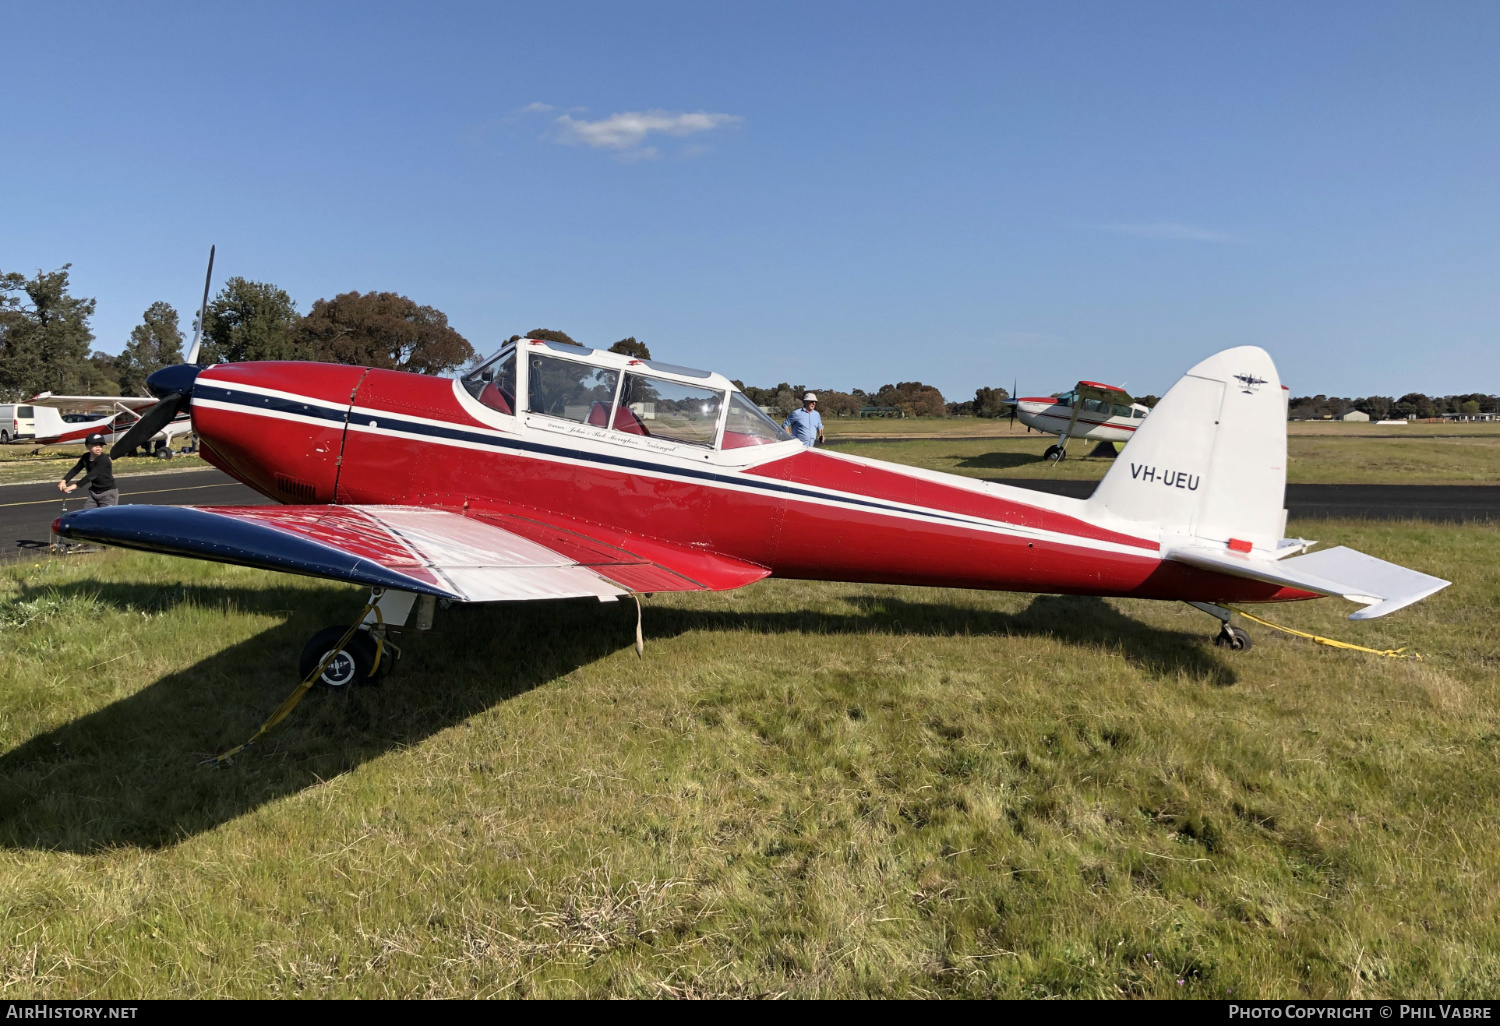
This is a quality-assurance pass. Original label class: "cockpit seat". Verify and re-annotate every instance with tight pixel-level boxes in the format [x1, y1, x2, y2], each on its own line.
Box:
[586, 401, 650, 436]
[478, 382, 513, 415]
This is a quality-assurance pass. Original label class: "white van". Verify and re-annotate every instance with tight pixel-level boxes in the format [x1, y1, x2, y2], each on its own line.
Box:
[0, 405, 36, 443]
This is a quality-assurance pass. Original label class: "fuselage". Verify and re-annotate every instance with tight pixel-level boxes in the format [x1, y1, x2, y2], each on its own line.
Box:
[186, 347, 1307, 607]
[1015, 395, 1149, 442]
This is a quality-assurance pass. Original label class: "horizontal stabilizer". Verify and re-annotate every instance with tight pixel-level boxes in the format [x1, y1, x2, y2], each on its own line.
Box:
[1166, 543, 1450, 619]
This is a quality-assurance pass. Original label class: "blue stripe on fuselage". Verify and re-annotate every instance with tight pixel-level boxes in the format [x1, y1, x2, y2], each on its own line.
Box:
[196, 384, 1065, 537]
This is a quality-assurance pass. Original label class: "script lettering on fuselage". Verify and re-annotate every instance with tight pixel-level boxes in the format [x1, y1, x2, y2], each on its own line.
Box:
[1129, 463, 1200, 491]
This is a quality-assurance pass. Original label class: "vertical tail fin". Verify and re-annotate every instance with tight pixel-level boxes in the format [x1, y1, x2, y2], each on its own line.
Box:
[1088, 346, 1287, 550]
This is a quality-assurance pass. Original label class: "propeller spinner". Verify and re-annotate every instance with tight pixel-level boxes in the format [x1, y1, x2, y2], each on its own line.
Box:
[109, 364, 201, 459]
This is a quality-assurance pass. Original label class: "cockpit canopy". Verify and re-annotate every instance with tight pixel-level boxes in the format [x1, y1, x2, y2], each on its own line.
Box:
[460, 339, 793, 449]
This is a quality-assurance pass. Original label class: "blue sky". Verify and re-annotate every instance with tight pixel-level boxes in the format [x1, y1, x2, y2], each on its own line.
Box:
[2, 1, 1497, 399]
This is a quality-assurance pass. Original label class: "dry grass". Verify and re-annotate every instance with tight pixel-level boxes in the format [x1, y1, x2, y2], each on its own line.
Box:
[0, 519, 1494, 998]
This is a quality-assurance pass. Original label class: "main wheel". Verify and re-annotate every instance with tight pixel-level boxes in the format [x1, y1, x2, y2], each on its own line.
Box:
[1044, 444, 1065, 462]
[299, 626, 382, 688]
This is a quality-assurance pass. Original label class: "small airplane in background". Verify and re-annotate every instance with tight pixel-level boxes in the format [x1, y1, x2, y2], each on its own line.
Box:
[1007, 380, 1153, 461]
[25, 394, 193, 453]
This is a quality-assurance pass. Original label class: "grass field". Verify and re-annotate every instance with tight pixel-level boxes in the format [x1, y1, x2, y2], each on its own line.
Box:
[825, 422, 1500, 484]
[0, 446, 207, 486]
[0, 520, 1494, 998]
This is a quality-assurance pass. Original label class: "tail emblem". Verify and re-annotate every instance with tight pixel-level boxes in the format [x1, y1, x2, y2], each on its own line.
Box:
[1234, 373, 1267, 394]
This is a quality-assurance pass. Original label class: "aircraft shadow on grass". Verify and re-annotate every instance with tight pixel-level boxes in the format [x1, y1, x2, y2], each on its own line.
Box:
[953, 451, 1045, 471]
[0, 581, 1233, 853]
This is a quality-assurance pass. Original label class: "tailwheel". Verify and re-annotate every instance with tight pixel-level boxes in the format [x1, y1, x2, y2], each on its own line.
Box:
[299, 626, 389, 688]
[1044, 444, 1066, 462]
[1214, 623, 1253, 651]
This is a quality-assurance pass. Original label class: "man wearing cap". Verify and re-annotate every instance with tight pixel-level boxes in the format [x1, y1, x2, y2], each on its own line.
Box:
[59, 433, 119, 507]
[782, 392, 825, 448]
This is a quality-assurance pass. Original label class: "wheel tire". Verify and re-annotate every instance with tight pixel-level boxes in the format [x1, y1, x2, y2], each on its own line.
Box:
[299, 626, 380, 688]
[1044, 445, 1065, 462]
[1213, 626, 1252, 651]
[0, 430, 9, 444]
[154, 448, 173, 460]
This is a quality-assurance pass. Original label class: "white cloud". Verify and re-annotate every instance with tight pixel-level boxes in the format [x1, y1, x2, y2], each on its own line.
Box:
[520, 101, 555, 113]
[1101, 222, 1243, 243]
[553, 109, 742, 154]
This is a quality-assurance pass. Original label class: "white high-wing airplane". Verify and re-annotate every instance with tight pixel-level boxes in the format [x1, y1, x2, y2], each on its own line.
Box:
[1009, 380, 1154, 461]
[24, 393, 193, 453]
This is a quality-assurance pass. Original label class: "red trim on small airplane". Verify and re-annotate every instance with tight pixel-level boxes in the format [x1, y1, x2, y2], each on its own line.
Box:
[746, 450, 1157, 551]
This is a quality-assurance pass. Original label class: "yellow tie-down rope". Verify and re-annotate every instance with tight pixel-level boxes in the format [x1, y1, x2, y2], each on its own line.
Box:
[1228, 605, 1421, 660]
[203, 593, 388, 766]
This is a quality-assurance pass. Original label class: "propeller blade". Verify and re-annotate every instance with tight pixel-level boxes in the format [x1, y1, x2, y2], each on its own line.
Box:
[110, 393, 188, 459]
[185, 245, 215, 365]
[1009, 377, 1018, 428]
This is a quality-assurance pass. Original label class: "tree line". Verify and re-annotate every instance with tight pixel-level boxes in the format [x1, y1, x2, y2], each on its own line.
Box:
[731, 381, 1018, 419]
[0, 264, 482, 400]
[1288, 393, 1497, 420]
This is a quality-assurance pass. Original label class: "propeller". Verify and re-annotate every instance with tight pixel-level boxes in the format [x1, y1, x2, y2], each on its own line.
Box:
[110, 364, 201, 458]
[113, 248, 214, 459]
[1008, 377, 1018, 430]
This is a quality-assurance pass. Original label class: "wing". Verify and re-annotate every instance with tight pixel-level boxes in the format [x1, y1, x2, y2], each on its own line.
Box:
[1166, 542, 1449, 619]
[27, 394, 158, 413]
[55, 504, 771, 603]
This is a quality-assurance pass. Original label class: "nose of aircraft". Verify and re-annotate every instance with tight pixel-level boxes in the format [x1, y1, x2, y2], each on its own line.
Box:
[146, 363, 202, 399]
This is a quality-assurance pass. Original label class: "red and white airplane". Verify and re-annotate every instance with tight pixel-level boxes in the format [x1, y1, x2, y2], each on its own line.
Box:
[56, 340, 1448, 685]
[1010, 380, 1152, 461]
[26, 393, 193, 451]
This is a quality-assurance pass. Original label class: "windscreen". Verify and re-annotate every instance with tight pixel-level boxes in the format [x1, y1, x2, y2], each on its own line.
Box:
[618, 373, 723, 447]
[460, 346, 517, 415]
[723, 392, 792, 448]
[528, 354, 619, 423]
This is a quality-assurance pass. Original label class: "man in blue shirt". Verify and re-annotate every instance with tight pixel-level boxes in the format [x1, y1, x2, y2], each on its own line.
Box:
[782, 392, 825, 447]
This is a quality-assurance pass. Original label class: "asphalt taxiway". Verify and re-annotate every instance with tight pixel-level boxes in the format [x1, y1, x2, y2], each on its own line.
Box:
[0, 468, 270, 562]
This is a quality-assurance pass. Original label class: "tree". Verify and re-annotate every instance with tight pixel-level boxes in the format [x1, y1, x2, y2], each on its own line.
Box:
[1460, 400, 1481, 418]
[1354, 396, 1392, 420]
[300, 291, 475, 374]
[971, 386, 1011, 418]
[873, 381, 947, 418]
[1393, 392, 1436, 420]
[115, 301, 184, 394]
[0, 264, 97, 399]
[608, 336, 651, 359]
[806, 388, 861, 418]
[523, 328, 581, 347]
[200, 278, 303, 363]
[85, 352, 122, 395]
[1135, 395, 1160, 408]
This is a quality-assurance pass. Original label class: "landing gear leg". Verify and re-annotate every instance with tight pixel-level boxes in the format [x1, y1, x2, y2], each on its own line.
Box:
[1186, 601, 1253, 651]
[1044, 433, 1069, 462]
